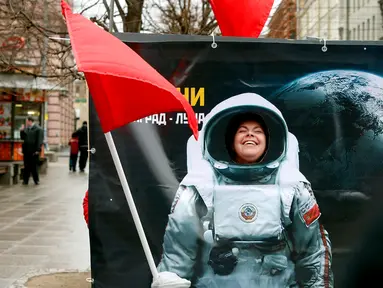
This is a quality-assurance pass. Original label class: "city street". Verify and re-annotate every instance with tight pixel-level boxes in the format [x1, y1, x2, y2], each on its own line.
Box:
[0, 156, 90, 288]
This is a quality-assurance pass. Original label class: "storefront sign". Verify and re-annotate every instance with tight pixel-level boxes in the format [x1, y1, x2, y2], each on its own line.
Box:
[1, 36, 25, 50]
[75, 97, 87, 103]
[0, 102, 12, 140]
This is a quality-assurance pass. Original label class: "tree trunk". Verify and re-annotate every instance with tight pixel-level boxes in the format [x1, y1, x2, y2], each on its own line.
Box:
[124, 0, 144, 32]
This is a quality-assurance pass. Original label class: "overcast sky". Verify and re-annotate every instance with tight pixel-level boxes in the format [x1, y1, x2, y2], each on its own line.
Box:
[73, 0, 281, 35]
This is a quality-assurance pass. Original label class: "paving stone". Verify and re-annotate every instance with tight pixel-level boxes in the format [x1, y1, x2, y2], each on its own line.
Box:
[0, 227, 39, 234]
[0, 278, 17, 288]
[4, 246, 57, 256]
[0, 210, 34, 218]
[0, 241, 14, 253]
[0, 265, 34, 279]
[0, 255, 47, 266]
[0, 234, 29, 242]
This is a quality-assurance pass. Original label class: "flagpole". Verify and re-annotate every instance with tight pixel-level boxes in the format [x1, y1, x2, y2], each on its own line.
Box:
[104, 131, 159, 279]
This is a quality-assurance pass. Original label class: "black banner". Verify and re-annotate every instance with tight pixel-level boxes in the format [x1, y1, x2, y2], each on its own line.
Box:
[89, 34, 383, 288]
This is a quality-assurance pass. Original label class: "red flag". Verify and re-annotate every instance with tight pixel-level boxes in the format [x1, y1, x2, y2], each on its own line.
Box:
[61, 1, 198, 140]
[83, 190, 89, 226]
[209, 0, 274, 38]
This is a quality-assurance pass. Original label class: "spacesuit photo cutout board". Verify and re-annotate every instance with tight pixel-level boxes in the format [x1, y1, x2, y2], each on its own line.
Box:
[88, 34, 383, 288]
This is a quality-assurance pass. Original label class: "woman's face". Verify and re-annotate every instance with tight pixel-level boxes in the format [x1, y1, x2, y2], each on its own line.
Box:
[233, 120, 267, 164]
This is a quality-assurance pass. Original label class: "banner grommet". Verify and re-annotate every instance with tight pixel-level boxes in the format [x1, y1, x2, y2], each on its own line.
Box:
[211, 34, 217, 49]
[88, 148, 96, 154]
[320, 38, 327, 52]
[86, 278, 94, 283]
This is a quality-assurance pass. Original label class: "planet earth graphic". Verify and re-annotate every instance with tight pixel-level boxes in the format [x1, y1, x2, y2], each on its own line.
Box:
[269, 70, 383, 222]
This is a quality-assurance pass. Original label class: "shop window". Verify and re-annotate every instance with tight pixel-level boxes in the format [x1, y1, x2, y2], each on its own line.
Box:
[0, 88, 45, 161]
[0, 102, 12, 140]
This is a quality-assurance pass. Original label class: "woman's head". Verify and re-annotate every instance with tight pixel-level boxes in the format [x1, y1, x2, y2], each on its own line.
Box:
[225, 113, 269, 164]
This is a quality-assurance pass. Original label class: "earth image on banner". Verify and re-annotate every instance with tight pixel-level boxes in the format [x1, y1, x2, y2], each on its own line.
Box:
[269, 70, 383, 222]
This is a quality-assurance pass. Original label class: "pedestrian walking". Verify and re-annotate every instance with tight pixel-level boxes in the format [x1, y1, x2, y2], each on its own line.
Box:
[68, 133, 79, 172]
[20, 116, 43, 185]
[74, 121, 88, 172]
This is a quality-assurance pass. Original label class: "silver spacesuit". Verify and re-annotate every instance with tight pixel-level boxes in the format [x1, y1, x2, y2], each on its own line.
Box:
[155, 93, 333, 288]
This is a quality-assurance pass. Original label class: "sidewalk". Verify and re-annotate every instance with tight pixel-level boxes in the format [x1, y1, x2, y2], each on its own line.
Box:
[0, 158, 90, 288]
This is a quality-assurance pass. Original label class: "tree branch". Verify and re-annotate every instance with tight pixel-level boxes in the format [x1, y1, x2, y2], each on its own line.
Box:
[114, 0, 125, 20]
[90, 16, 110, 32]
[80, 0, 101, 15]
[18, 10, 70, 47]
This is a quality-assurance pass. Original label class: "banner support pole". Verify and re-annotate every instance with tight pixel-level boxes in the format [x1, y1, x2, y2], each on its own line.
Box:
[104, 131, 159, 279]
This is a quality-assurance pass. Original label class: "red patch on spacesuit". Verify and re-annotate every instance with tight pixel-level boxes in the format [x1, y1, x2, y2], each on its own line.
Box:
[303, 203, 321, 226]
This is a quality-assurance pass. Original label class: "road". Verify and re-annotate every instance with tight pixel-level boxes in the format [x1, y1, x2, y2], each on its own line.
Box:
[0, 157, 90, 288]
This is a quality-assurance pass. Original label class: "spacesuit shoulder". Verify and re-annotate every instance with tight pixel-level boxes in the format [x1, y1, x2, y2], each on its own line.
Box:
[279, 184, 296, 227]
[293, 182, 321, 227]
[179, 167, 216, 209]
[170, 185, 200, 214]
[277, 162, 309, 185]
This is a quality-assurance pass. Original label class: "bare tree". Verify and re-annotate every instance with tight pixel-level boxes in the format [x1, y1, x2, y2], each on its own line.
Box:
[0, 0, 82, 86]
[88, 0, 144, 33]
[0, 0, 218, 87]
[91, 0, 218, 35]
[143, 0, 218, 35]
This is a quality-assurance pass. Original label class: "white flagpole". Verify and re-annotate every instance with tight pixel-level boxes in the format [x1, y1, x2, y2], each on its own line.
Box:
[104, 131, 159, 279]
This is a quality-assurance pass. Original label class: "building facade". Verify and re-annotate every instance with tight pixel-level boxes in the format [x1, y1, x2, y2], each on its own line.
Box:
[297, 0, 383, 40]
[73, 80, 89, 131]
[0, 0, 89, 152]
[267, 0, 298, 39]
[46, 80, 88, 151]
[46, 86, 75, 150]
[347, 0, 383, 40]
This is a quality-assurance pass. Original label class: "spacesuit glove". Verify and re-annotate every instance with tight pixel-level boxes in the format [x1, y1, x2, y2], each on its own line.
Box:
[151, 271, 191, 288]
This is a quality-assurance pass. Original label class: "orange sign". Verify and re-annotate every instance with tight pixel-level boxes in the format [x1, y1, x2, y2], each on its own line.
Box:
[1, 36, 25, 50]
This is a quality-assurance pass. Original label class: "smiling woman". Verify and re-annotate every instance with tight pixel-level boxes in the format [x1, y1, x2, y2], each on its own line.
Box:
[225, 113, 269, 164]
[153, 93, 333, 288]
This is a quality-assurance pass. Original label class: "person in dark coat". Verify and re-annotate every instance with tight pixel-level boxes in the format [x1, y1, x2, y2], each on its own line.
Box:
[74, 121, 88, 172]
[20, 116, 43, 185]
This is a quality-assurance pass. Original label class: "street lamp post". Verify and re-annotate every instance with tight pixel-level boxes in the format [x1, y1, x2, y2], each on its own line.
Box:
[346, 0, 350, 40]
[43, 0, 49, 148]
[109, 0, 115, 32]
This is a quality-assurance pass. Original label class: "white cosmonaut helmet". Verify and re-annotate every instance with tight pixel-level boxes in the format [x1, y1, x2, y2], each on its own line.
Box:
[200, 93, 289, 182]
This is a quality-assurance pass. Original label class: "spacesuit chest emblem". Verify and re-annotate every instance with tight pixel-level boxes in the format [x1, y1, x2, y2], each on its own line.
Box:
[239, 203, 258, 223]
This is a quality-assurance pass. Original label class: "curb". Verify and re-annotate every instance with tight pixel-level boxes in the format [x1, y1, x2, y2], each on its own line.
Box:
[8, 268, 91, 288]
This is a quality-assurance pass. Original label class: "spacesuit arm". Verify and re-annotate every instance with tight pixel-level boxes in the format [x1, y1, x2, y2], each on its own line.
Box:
[157, 185, 203, 280]
[290, 182, 334, 288]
